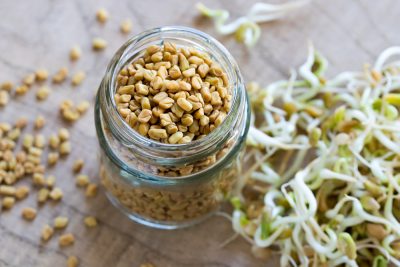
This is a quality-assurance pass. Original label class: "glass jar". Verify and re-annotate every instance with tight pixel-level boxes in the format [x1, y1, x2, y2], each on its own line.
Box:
[95, 26, 250, 229]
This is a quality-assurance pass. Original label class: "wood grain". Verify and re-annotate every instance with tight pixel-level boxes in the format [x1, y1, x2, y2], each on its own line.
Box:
[0, 0, 399, 266]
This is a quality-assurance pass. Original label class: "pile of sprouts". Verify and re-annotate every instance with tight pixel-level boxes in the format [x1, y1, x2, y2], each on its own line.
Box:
[233, 46, 400, 267]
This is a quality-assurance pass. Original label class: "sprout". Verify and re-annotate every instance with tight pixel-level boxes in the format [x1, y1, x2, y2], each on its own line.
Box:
[196, 1, 310, 47]
[234, 46, 400, 266]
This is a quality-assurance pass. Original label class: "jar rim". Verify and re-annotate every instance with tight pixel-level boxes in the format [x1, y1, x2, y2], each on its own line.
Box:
[98, 26, 246, 166]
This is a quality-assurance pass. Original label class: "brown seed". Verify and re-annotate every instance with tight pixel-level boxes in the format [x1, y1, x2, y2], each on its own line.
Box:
[366, 223, 388, 241]
[67, 256, 79, 267]
[73, 159, 84, 173]
[48, 151, 59, 165]
[159, 97, 175, 109]
[15, 186, 30, 199]
[182, 68, 196, 78]
[22, 207, 37, 221]
[0, 185, 16, 196]
[2, 197, 15, 209]
[84, 216, 98, 228]
[86, 183, 98, 197]
[138, 109, 152, 123]
[169, 65, 181, 79]
[0, 91, 9, 106]
[138, 123, 150, 136]
[41, 224, 54, 241]
[59, 128, 70, 141]
[0, 81, 13, 91]
[59, 233, 75, 247]
[191, 76, 202, 90]
[76, 174, 89, 187]
[23, 73, 36, 86]
[148, 128, 168, 140]
[15, 117, 28, 129]
[177, 98, 192, 112]
[35, 69, 49, 81]
[34, 115, 45, 129]
[168, 131, 183, 144]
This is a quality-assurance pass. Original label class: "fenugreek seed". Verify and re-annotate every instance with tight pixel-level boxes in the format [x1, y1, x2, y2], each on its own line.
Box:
[211, 91, 222, 105]
[60, 99, 73, 111]
[22, 207, 37, 221]
[171, 103, 184, 118]
[23, 73, 36, 86]
[22, 134, 33, 149]
[177, 98, 192, 112]
[49, 187, 63, 201]
[135, 83, 149, 95]
[0, 90, 9, 106]
[47, 152, 59, 165]
[178, 124, 188, 132]
[96, 8, 108, 23]
[157, 66, 168, 79]
[178, 53, 189, 71]
[141, 97, 151, 110]
[35, 68, 48, 81]
[148, 128, 168, 139]
[2, 197, 15, 209]
[181, 114, 194, 126]
[153, 92, 168, 104]
[7, 128, 20, 140]
[120, 19, 132, 34]
[34, 134, 45, 148]
[29, 147, 43, 157]
[168, 131, 183, 144]
[70, 45, 81, 61]
[54, 216, 69, 229]
[77, 101, 90, 114]
[169, 65, 181, 79]
[1, 81, 13, 91]
[178, 136, 192, 144]
[52, 67, 68, 83]
[36, 86, 51, 100]
[84, 216, 98, 228]
[209, 65, 223, 76]
[72, 159, 84, 173]
[33, 173, 45, 186]
[59, 141, 71, 155]
[37, 188, 49, 203]
[59, 233, 75, 247]
[178, 80, 191, 91]
[71, 71, 86, 86]
[86, 183, 98, 197]
[138, 123, 150, 136]
[67, 256, 79, 267]
[59, 128, 70, 141]
[138, 109, 152, 123]
[191, 76, 202, 90]
[199, 115, 210, 126]
[46, 175, 56, 188]
[151, 52, 163, 63]
[92, 38, 107, 50]
[15, 186, 29, 199]
[194, 108, 204, 120]
[159, 97, 174, 109]
[165, 80, 180, 92]
[215, 112, 226, 126]
[182, 68, 196, 78]
[41, 224, 54, 241]
[159, 113, 172, 127]
[76, 174, 89, 187]
[146, 45, 160, 55]
[15, 117, 28, 129]
[34, 115, 45, 129]
[0, 185, 16, 196]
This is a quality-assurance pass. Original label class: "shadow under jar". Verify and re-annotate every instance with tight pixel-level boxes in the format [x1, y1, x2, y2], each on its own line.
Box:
[95, 26, 250, 229]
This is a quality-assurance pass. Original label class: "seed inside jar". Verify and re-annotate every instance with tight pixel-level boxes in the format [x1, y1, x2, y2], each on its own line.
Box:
[115, 42, 231, 144]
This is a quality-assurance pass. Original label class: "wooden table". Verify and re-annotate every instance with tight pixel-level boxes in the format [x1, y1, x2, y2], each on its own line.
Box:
[0, 0, 399, 266]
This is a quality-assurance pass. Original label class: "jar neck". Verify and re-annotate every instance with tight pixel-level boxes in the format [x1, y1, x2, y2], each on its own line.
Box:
[99, 26, 246, 166]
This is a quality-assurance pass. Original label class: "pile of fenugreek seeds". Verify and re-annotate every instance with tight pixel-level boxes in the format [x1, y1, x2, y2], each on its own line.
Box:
[115, 42, 231, 143]
[0, 7, 154, 267]
[99, 41, 241, 224]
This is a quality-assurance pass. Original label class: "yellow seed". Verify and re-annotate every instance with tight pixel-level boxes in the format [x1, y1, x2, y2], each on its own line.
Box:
[92, 38, 107, 50]
[168, 131, 183, 144]
[182, 68, 196, 78]
[59, 233, 75, 247]
[96, 8, 108, 23]
[36, 86, 51, 101]
[77, 101, 90, 114]
[138, 109, 152, 123]
[85, 183, 98, 197]
[22, 207, 37, 221]
[199, 115, 209, 126]
[15, 117, 28, 129]
[41, 224, 54, 241]
[47, 152, 59, 165]
[146, 45, 160, 55]
[84, 216, 98, 228]
[59, 141, 71, 155]
[169, 65, 182, 79]
[0, 185, 16, 196]
[46, 175, 56, 188]
[59, 128, 70, 141]
[165, 80, 180, 92]
[49, 134, 60, 149]
[177, 98, 193, 112]
[54, 216, 69, 229]
[67, 256, 79, 267]
[35, 69, 49, 81]
[197, 63, 209, 78]
[15, 85, 29, 95]
[141, 97, 151, 110]
[138, 123, 150, 136]
[191, 76, 202, 90]
[49, 187, 63, 200]
[76, 174, 89, 187]
[2, 196, 15, 209]
[52, 67, 68, 83]
[70, 45, 81, 61]
[34, 134, 45, 148]
[15, 186, 30, 199]
[23, 73, 36, 86]
[0, 81, 13, 91]
[37, 188, 49, 203]
[135, 83, 149, 95]
[71, 71, 86, 86]
[120, 19, 132, 34]
[33, 173, 46, 186]
[34, 115, 46, 129]
[148, 128, 168, 139]
[73, 159, 84, 173]
[304, 106, 323, 117]
[0, 90, 9, 106]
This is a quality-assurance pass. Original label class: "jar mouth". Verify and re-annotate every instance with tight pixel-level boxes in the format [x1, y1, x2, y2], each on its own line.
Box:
[99, 26, 245, 164]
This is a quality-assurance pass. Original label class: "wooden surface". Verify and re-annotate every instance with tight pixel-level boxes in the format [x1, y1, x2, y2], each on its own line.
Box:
[0, 0, 399, 266]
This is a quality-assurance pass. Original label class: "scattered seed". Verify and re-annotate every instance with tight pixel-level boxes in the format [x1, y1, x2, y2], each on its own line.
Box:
[34, 115, 46, 129]
[15, 186, 30, 199]
[0, 81, 13, 91]
[70, 45, 81, 61]
[22, 207, 37, 221]
[92, 38, 107, 51]
[76, 101, 90, 114]
[23, 73, 36, 86]
[35, 69, 49, 81]
[59, 233, 75, 247]
[76, 174, 89, 187]
[54, 216, 69, 229]
[0, 90, 9, 106]
[36, 86, 51, 101]
[84, 216, 97, 227]
[96, 8, 108, 23]
[85, 183, 98, 197]
[59, 128, 70, 141]
[59, 141, 71, 155]
[49, 187, 63, 201]
[67, 256, 79, 267]
[2, 197, 15, 209]
[37, 188, 49, 203]
[71, 71, 86, 86]
[41, 224, 54, 241]
[0, 185, 16, 196]
[120, 19, 132, 34]
[72, 159, 84, 173]
[52, 67, 68, 83]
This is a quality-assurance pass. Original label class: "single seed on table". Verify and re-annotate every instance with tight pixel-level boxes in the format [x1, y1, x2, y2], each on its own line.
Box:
[41, 224, 54, 241]
[54, 216, 69, 229]
[58, 128, 70, 141]
[70, 45, 81, 61]
[59, 141, 71, 155]
[72, 159, 84, 173]
[120, 19, 132, 34]
[49, 187, 63, 200]
[35, 69, 48, 81]
[76, 174, 89, 187]
[34, 134, 45, 148]
[77, 101, 90, 114]
[0, 90, 9, 106]
[85, 183, 98, 197]
[59, 233, 75, 247]
[92, 38, 107, 51]
[15, 85, 29, 95]
[2, 196, 15, 209]
[15, 117, 28, 129]
[15, 186, 30, 199]
[71, 71, 86, 86]
[22, 207, 37, 221]
[37, 188, 49, 203]
[96, 8, 108, 23]
[84, 216, 98, 228]
[34, 115, 45, 129]
[0, 185, 16, 196]
[67, 256, 79, 267]
[47, 152, 59, 165]
[60, 99, 73, 111]
[49, 134, 60, 149]
[23, 73, 36, 86]
[46, 175, 56, 188]
[0, 81, 13, 91]
[33, 173, 46, 186]
[52, 67, 68, 83]
[36, 86, 51, 100]
[177, 98, 193, 112]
